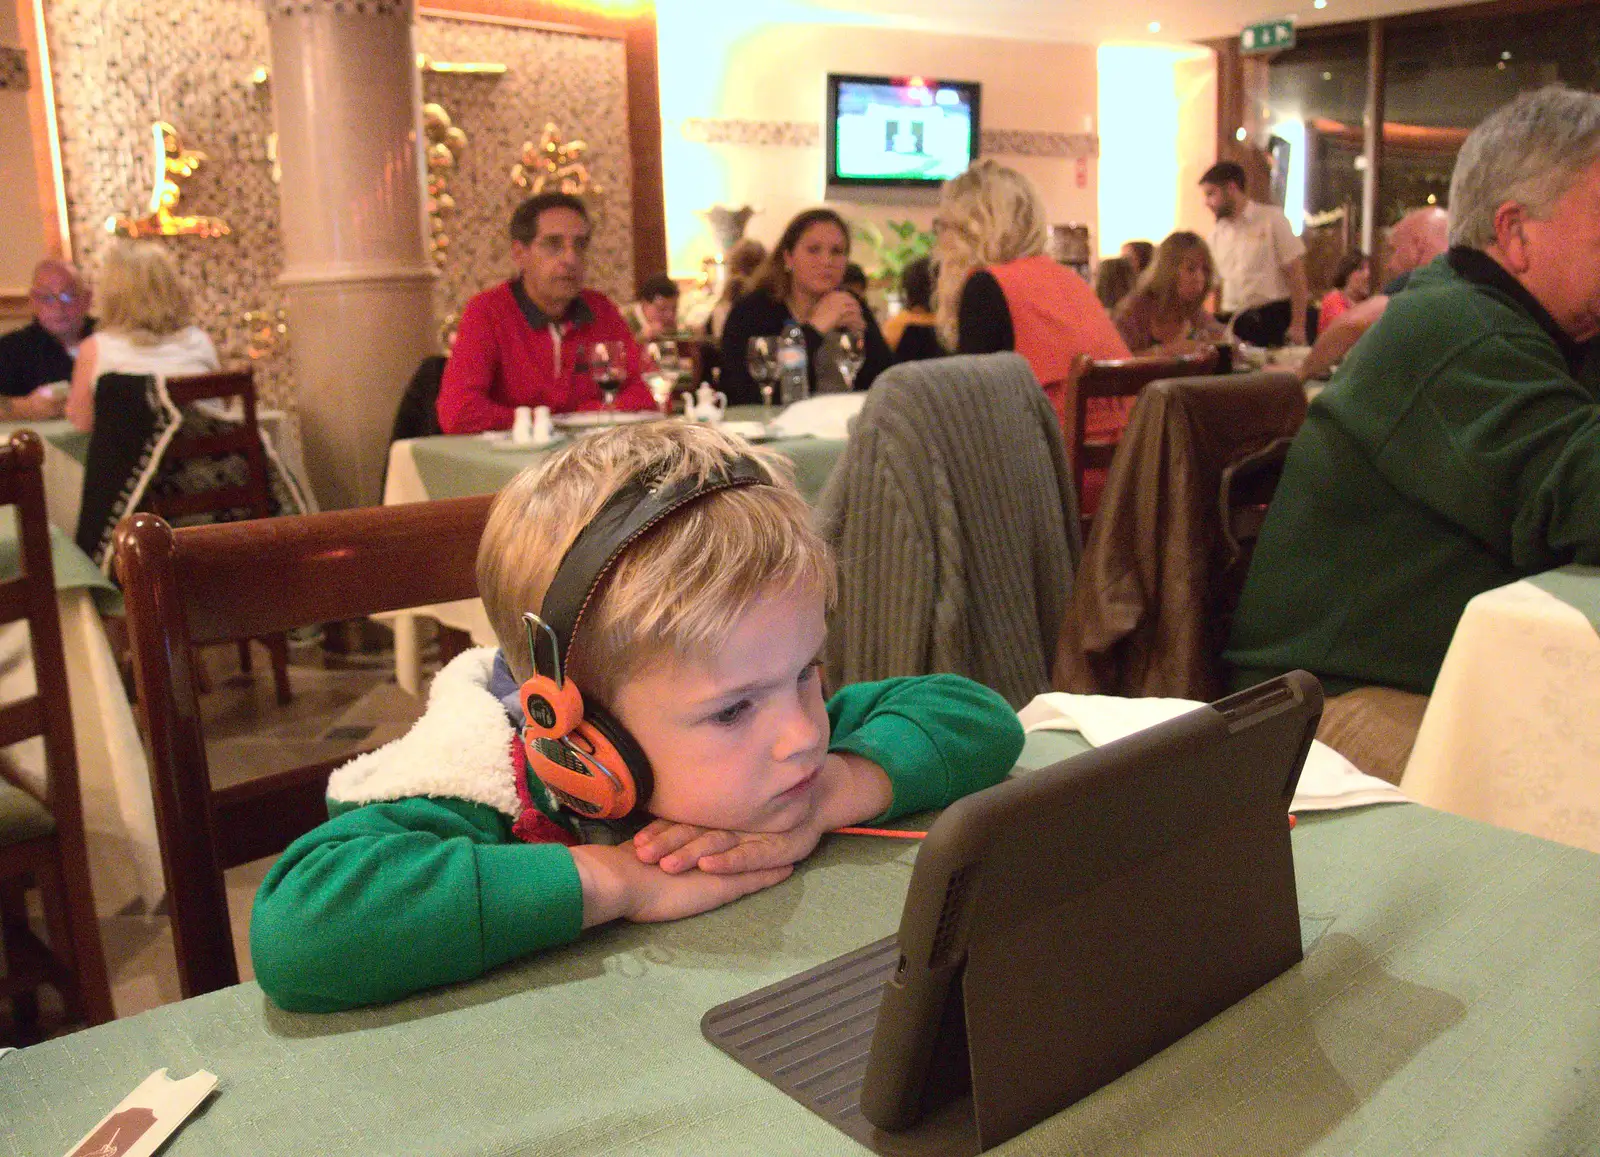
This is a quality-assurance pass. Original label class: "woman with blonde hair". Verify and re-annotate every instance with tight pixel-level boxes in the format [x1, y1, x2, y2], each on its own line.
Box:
[66, 240, 218, 431]
[705, 237, 767, 342]
[1112, 231, 1228, 354]
[934, 160, 1129, 494]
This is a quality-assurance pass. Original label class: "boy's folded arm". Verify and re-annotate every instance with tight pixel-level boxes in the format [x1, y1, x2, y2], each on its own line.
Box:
[825, 674, 1025, 820]
[251, 797, 583, 1013]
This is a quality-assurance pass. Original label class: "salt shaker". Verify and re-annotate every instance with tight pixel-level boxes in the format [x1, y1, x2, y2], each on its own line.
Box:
[512, 406, 536, 445]
[531, 405, 554, 445]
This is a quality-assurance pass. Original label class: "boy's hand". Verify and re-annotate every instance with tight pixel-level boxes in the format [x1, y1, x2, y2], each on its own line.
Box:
[634, 752, 892, 876]
[571, 842, 792, 927]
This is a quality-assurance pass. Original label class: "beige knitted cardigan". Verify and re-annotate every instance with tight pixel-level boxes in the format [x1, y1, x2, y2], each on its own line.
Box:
[817, 352, 1083, 708]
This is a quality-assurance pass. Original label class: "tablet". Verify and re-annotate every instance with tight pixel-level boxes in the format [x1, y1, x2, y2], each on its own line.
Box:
[702, 672, 1321, 1155]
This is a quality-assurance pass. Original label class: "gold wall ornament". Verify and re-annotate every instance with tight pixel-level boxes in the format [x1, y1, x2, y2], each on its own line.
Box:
[241, 307, 289, 360]
[510, 122, 601, 197]
[106, 121, 231, 239]
[423, 102, 467, 267]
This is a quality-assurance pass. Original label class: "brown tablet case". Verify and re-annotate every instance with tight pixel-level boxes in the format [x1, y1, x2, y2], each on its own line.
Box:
[702, 672, 1321, 1155]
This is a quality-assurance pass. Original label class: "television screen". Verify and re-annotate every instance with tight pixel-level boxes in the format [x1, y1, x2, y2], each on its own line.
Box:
[826, 74, 980, 188]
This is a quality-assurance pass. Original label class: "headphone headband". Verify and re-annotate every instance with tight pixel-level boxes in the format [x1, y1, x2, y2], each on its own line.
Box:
[534, 456, 768, 681]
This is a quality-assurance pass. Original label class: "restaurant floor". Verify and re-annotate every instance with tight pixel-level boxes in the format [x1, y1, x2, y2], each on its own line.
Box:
[2, 629, 435, 1044]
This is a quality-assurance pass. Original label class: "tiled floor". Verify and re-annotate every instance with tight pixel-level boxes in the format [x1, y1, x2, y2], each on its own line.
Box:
[3, 631, 431, 1045]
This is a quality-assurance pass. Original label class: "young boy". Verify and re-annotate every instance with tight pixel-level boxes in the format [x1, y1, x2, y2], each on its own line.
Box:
[251, 423, 1024, 1012]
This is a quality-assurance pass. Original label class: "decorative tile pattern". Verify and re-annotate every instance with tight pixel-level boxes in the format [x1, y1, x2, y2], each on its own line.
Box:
[0, 46, 28, 92]
[679, 119, 1098, 161]
[681, 118, 820, 148]
[980, 129, 1098, 159]
[264, 0, 410, 17]
[43, 0, 633, 431]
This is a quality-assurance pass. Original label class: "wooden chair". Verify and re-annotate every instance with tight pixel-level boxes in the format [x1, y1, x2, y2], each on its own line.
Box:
[1068, 347, 1221, 525]
[114, 494, 492, 998]
[0, 431, 114, 1036]
[152, 370, 292, 706]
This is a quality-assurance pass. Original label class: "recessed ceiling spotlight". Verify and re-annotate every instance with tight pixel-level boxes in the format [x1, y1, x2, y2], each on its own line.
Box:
[1322, 71, 1333, 80]
[1148, 20, 1161, 32]
[1313, 0, 1327, 8]
[1500, 50, 1512, 60]
[1235, 127, 1248, 141]
[1427, 194, 1437, 204]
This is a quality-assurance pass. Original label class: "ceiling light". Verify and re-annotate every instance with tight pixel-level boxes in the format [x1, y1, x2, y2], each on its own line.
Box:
[1500, 50, 1512, 60]
[1235, 127, 1248, 141]
[1147, 20, 1161, 32]
[1313, 0, 1327, 8]
[1427, 194, 1437, 204]
[1322, 71, 1332, 80]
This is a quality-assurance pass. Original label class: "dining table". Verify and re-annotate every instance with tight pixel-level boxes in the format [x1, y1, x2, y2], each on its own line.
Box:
[379, 407, 848, 694]
[1401, 564, 1600, 854]
[5, 728, 1599, 1155]
[0, 418, 90, 535]
[0, 511, 163, 915]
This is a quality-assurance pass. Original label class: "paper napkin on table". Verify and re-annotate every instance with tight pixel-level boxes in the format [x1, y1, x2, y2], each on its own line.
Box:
[1017, 692, 1407, 812]
[766, 393, 866, 441]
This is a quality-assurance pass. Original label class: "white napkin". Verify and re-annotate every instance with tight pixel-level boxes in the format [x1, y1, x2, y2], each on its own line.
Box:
[766, 393, 866, 441]
[1017, 692, 1408, 812]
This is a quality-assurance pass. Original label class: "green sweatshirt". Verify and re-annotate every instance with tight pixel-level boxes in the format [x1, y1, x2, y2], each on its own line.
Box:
[1227, 250, 1600, 695]
[251, 671, 1023, 1012]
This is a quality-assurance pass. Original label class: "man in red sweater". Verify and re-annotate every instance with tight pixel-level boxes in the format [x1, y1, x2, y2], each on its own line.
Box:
[437, 192, 655, 433]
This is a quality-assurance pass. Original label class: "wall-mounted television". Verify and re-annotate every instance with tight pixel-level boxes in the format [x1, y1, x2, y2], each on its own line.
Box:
[825, 73, 981, 191]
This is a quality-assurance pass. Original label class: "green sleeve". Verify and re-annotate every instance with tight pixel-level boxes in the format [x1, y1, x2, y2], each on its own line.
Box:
[250, 796, 583, 1012]
[826, 675, 1024, 820]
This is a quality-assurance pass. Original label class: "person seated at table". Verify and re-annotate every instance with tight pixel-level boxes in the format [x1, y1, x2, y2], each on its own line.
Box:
[883, 256, 943, 364]
[1093, 255, 1138, 312]
[1121, 239, 1155, 277]
[842, 262, 870, 301]
[65, 241, 219, 433]
[0, 259, 94, 421]
[718, 208, 892, 406]
[1226, 85, 1600, 777]
[1297, 206, 1450, 383]
[704, 238, 766, 342]
[250, 423, 1023, 1012]
[625, 274, 681, 343]
[1318, 251, 1372, 329]
[436, 192, 653, 434]
[1112, 230, 1229, 355]
[934, 158, 1131, 452]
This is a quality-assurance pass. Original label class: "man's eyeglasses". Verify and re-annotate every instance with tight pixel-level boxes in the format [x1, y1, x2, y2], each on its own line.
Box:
[31, 290, 79, 307]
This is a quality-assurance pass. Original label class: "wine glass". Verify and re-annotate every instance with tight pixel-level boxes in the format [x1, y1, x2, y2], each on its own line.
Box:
[645, 339, 682, 414]
[588, 340, 626, 410]
[836, 330, 866, 391]
[746, 335, 777, 416]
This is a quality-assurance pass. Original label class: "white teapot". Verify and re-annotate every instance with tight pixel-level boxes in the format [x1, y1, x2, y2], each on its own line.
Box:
[683, 383, 728, 423]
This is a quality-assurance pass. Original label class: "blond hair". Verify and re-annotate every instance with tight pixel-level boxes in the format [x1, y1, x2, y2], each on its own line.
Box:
[477, 423, 837, 703]
[97, 241, 193, 345]
[933, 160, 1049, 348]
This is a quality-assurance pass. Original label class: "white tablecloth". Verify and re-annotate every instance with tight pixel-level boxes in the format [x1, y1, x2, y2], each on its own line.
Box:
[0, 589, 162, 913]
[1401, 577, 1600, 852]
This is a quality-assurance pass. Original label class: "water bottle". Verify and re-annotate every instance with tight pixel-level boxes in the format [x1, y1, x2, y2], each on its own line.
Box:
[777, 319, 810, 405]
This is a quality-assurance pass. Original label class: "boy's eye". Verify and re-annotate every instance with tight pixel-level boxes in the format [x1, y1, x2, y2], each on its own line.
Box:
[710, 700, 751, 726]
[798, 660, 821, 685]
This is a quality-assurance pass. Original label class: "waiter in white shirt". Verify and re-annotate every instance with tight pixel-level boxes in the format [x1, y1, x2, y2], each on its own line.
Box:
[1201, 161, 1312, 348]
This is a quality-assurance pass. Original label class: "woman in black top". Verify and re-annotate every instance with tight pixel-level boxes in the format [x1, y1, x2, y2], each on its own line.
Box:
[718, 208, 892, 405]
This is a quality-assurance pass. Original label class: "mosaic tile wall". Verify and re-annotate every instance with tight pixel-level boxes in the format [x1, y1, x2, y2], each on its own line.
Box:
[42, 1, 633, 423]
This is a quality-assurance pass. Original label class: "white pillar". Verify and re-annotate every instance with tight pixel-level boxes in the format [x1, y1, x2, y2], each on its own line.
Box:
[266, 0, 436, 510]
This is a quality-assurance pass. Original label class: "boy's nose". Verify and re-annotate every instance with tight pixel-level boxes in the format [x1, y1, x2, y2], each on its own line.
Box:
[772, 698, 825, 762]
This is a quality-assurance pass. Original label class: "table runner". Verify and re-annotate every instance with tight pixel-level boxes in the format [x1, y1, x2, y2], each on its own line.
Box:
[7, 772, 1600, 1154]
[1525, 563, 1600, 635]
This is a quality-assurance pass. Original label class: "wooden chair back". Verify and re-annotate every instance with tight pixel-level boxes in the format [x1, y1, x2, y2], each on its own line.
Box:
[0, 431, 113, 1031]
[1068, 348, 1221, 521]
[114, 494, 493, 998]
[143, 370, 274, 524]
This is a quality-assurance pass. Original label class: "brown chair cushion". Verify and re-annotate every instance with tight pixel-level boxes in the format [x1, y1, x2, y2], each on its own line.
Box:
[0, 778, 56, 846]
[1315, 687, 1430, 786]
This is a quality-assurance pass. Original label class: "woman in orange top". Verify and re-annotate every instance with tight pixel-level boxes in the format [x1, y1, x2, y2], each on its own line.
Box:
[934, 160, 1130, 509]
[1318, 251, 1371, 327]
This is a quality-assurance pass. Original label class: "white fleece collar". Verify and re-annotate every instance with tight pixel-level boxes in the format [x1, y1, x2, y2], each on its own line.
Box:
[325, 647, 523, 817]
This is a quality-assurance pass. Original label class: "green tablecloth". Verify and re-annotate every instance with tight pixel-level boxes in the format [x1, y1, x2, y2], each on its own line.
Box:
[406, 408, 846, 505]
[1526, 564, 1600, 635]
[0, 508, 121, 615]
[7, 730, 1600, 1155]
[0, 418, 89, 466]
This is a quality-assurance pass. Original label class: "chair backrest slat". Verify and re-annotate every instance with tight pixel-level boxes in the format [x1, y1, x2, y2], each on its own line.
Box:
[114, 493, 493, 997]
[146, 369, 274, 524]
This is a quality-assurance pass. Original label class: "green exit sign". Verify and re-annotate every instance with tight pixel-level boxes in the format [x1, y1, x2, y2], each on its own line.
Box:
[1241, 18, 1295, 52]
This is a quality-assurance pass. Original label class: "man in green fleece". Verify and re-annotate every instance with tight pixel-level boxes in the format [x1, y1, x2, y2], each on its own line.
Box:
[1228, 85, 1600, 713]
[251, 423, 1023, 1011]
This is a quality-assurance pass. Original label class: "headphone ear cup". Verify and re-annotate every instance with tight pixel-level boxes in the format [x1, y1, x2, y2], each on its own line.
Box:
[581, 704, 653, 818]
[520, 673, 584, 739]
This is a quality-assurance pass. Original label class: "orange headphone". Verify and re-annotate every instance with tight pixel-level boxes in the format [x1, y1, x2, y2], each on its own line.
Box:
[519, 456, 768, 820]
